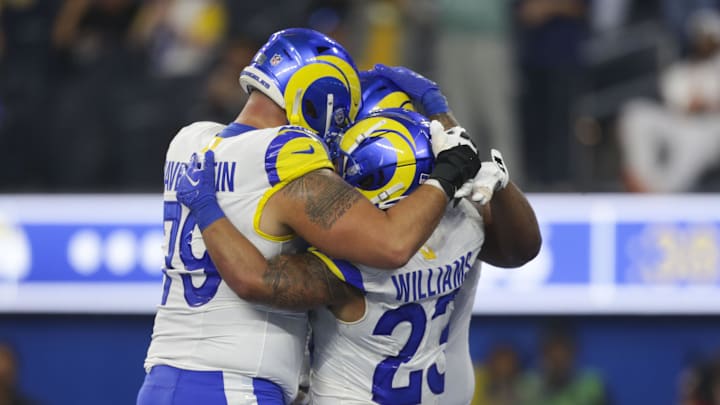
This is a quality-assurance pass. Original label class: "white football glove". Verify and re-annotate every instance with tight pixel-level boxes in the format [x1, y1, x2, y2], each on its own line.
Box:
[429, 120, 477, 157]
[454, 149, 510, 205]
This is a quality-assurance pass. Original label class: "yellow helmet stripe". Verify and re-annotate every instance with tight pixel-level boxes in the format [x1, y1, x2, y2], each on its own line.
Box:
[284, 62, 350, 130]
[317, 55, 362, 122]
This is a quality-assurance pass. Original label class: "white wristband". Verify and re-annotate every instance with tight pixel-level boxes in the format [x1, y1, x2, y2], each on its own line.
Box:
[424, 179, 450, 201]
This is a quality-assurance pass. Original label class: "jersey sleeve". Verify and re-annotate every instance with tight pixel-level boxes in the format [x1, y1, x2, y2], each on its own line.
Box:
[307, 248, 366, 293]
[264, 126, 334, 187]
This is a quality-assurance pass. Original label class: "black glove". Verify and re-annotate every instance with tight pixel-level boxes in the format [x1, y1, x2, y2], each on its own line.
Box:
[429, 144, 481, 199]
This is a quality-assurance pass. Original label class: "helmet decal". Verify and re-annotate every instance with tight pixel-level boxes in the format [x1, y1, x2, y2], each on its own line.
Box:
[284, 62, 350, 130]
[316, 55, 361, 122]
[338, 108, 434, 209]
[238, 28, 361, 150]
[269, 53, 283, 66]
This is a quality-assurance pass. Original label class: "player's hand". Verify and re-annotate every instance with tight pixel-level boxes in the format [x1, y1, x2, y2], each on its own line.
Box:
[176, 150, 225, 231]
[454, 149, 510, 205]
[371, 64, 449, 116]
[427, 120, 481, 200]
[429, 120, 477, 157]
[358, 68, 376, 83]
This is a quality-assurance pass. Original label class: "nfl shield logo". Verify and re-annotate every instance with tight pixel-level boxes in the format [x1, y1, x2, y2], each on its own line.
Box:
[270, 54, 283, 66]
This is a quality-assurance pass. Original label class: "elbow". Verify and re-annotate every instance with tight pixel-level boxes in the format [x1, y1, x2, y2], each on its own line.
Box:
[506, 219, 543, 267]
[527, 226, 543, 261]
[390, 250, 414, 268]
[221, 271, 253, 300]
[510, 231, 542, 267]
[377, 242, 415, 269]
[214, 261, 268, 302]
[519, 234, 542, 266]
[227, 278, 253, 300]
[487, 231, 542, 269]
[225, 275, 268, 303]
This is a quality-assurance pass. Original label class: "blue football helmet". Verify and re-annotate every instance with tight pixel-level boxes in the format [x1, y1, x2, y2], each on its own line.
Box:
[239, 28, 361, 147]
[357, 74, 415, 119]
[337, 108, 434, 209]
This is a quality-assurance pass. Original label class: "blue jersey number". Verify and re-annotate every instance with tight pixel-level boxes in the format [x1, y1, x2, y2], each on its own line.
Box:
[162, 201, 222, 307]
[371, 292, 457, 405]
[372, 304, 426, 405]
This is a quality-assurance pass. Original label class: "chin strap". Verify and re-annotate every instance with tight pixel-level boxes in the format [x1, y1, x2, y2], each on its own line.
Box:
[370, 182, 405, 206]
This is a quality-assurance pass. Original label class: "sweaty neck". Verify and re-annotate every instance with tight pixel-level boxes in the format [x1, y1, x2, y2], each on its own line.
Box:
[234, 91, 288, 129]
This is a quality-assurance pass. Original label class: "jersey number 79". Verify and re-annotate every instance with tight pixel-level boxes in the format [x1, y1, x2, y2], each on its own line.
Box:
[161, 201, 222, 306]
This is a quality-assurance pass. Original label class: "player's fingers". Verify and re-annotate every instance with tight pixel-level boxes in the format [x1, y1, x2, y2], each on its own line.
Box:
[429, 120, 445, 136]
[429, 120, 446, 155]
[471, 186, 494, 204]
[373, 63, 389, 74]
[454, 180, 473, 199]
[204, 150, 215, 169]
[358, 70, 373, 81]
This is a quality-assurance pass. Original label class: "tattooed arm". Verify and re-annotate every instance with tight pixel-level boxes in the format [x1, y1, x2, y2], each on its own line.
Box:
[202, 216, 359, 310]
[267, 168, 447, 269]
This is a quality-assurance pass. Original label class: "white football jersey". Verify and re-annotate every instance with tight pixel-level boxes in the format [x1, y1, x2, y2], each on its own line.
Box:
[144, 121, 334, 403]
[308, 199, 484, 405]
[441, 259, 481, 405]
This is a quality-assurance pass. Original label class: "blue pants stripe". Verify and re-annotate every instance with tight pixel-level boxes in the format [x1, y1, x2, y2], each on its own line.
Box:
[137, 365, 285, 405]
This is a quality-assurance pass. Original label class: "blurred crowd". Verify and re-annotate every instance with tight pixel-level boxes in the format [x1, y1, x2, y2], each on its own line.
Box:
[5, 328, 720, 405]
[678, 350, 720, 405]
[470, 327, 720, 405]
[0, 342, 34, 405]
[471, 327, 609, 405]
[2, 0, 720, 192]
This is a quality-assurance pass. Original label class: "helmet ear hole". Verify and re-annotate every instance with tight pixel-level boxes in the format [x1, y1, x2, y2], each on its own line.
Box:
[303, 100, 318, 119]
[357, 174, 376, 189]
[376, 170, 386, 187]
[356, 169, 386, 190]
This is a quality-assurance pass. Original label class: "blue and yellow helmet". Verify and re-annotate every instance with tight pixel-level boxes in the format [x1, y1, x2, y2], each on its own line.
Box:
[337, 108, 434, 209]
[357, 75, 414, 119]
[239, 28, 361, 145]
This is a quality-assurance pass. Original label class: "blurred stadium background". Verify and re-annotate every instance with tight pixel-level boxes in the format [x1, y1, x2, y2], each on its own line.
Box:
[1, 0, 720, 404]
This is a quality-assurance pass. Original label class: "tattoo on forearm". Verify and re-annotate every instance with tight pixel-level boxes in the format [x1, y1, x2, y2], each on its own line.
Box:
[262, 254, 354, 308]
[283, 170, 362, 229]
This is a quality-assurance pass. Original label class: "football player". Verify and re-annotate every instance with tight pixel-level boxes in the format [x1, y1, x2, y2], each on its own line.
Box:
[176, 107, 540, 404]
[137, 28, 481, 405]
